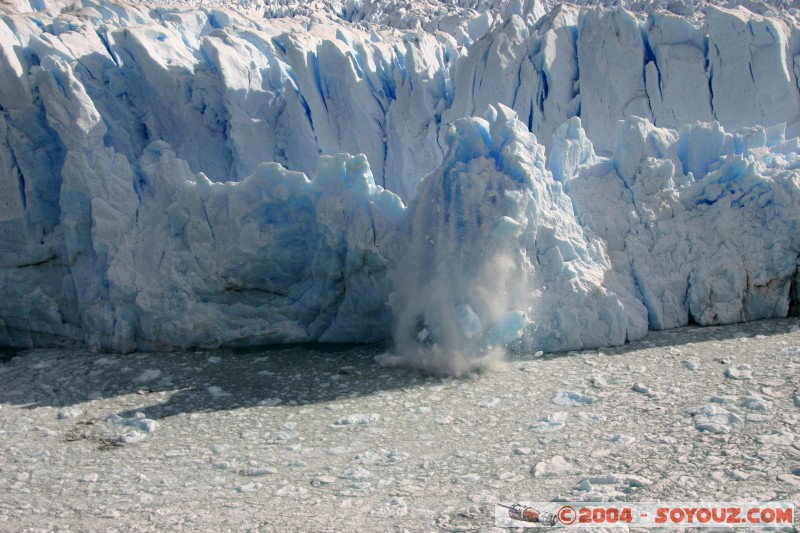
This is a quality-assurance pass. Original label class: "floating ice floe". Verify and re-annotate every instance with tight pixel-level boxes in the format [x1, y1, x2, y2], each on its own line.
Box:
[690, 405, 742, 434]
[106, 412, 159, 433]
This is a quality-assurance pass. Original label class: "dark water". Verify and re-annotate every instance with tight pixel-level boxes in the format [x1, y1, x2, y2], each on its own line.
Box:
[0, 346, 21, 365]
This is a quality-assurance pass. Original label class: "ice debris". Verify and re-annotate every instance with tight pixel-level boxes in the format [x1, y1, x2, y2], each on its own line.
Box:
[552, 391, 595, 406]
[533, 455, 573, 477]
[690, 405, 742, 434]
[106, 413, 159, 433]
[1, 1, 800, 378]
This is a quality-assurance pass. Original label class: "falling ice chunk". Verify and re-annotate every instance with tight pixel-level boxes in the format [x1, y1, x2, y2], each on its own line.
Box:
[453, 305, 481, 338]
[490, 216, 523, 239]
[486, 310, 527, 346]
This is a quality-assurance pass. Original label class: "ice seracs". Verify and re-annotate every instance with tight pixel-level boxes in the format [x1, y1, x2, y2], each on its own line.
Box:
[558, 115, 800, 333]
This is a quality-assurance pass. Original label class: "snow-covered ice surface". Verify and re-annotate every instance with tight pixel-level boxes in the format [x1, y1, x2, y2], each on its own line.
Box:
[2, 318, 800, 530]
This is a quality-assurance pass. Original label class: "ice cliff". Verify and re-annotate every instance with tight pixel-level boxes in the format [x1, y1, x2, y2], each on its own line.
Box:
[558, 116, 800, 331]
[377, 105, 648, 374]
[1, 0, 800, 362]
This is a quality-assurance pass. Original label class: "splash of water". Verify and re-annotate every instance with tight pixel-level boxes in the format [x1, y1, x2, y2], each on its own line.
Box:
[377, 105, 537, 376]
[377, 105, 645, 375]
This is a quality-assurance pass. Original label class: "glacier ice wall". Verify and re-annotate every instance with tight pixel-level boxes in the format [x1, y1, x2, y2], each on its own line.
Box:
[1, 0, 800, 356]
[557, 116, 800, 332]
[3, 129, 405, 350]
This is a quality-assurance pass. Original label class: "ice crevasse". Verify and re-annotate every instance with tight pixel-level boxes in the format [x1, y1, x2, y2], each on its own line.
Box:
[1, 0, 800, 363]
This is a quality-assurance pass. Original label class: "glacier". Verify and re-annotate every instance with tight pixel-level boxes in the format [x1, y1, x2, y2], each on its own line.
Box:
[558, 116, 800, 328]
[1, 0, 800, 367]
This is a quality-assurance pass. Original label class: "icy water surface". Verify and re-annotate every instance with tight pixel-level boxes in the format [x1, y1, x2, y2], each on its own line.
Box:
[1, 320, 800, 531]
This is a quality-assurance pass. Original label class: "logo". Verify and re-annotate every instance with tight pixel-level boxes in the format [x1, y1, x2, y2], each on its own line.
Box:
[495, 502, 795, 528]
[497, 503, 558, 526]
[557, 505, 577, 525]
